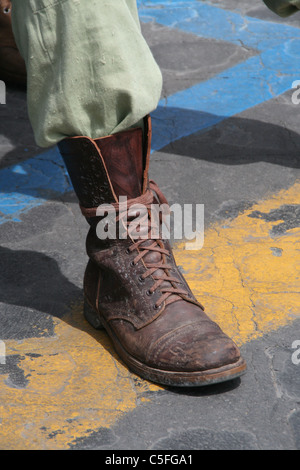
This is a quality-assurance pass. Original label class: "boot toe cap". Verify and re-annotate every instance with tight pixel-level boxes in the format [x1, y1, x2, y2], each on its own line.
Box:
[146, 321, 241, 373]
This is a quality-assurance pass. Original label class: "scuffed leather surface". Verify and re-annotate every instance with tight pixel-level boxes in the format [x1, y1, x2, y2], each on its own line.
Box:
[59, 122, 242, 373]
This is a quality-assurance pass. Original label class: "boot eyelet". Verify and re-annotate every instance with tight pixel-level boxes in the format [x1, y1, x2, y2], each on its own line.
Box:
[146, 289, 154, 296]
[3, 7, 10, 14]
[138, 276, 145, 283]
[153, 304, 161, 310]
[130, 261, 136, 267]
[126, 248, 131, 254]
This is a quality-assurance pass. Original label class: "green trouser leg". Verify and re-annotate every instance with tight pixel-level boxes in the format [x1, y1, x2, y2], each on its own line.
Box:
[263, 0, 300, 16]
[11, 0, 162, 148]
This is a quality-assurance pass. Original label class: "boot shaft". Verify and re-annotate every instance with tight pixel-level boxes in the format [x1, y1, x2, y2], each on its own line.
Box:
[0, 1, 15, 48]
[0, 0, 27, 85]
[57, 116, 152, 209]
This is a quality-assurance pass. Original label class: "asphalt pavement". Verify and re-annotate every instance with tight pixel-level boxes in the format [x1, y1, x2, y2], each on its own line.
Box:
[0, 0, 300, 451]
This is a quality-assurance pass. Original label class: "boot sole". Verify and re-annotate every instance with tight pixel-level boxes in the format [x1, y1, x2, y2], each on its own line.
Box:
[84, 298, 247, 388]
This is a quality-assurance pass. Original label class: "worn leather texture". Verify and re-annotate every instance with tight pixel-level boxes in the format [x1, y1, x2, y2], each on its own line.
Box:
[58, 116, 245, 384]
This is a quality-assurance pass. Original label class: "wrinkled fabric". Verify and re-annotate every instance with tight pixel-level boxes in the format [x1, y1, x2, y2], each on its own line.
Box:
[263, 0, 300, 17]
[11, 0, 162, 147]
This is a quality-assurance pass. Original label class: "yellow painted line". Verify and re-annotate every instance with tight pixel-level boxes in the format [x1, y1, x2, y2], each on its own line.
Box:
[175, 180, 300, 346]
[0, 181, 299, 449]
[0, 305, 158, 450]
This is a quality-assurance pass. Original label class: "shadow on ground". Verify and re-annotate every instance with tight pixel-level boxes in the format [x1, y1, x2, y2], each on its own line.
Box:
[0, 244, 243, 397]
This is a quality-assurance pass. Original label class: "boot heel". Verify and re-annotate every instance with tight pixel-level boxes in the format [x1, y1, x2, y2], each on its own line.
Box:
[84, 298, 104, 330]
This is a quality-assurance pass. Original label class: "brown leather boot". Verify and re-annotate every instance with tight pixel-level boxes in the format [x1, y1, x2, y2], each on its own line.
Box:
[58, 117, 246, 387]
[0, 0, 26, 86]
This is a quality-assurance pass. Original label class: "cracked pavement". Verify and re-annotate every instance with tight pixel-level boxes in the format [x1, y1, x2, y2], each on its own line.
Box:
[0, 0, 300, 450]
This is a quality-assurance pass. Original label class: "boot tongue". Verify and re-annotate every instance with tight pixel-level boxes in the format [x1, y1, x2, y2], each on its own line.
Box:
[96, 127, 181, 304]
[95, 127, 144, 200]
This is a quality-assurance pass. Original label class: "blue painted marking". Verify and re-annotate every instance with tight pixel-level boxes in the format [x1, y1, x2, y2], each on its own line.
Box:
[151, 38, 300, 149]
[137, 1, 300, 150]
[1, 0, 300, 223]
[0, 147, 71, 224]
[137, 0, 300, 50]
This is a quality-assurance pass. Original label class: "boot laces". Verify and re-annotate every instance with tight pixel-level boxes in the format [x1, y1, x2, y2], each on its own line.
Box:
[123, 181, 189, 308]
[83, 181, 190, 309]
